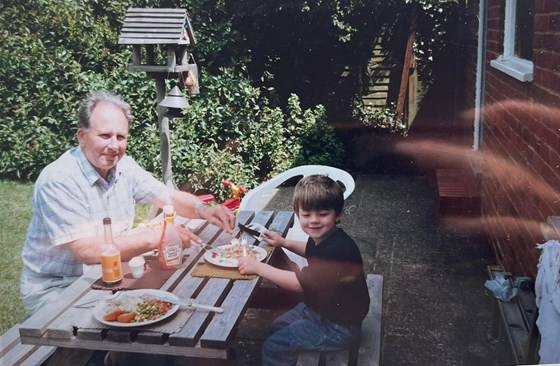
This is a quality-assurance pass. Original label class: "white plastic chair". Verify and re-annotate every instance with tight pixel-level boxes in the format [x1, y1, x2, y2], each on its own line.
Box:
[238, 165, 355, 211]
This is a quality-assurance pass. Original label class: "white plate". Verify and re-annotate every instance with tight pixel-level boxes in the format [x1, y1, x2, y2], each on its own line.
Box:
[204, 244, 268, 268]
[92, 289, 180, 328]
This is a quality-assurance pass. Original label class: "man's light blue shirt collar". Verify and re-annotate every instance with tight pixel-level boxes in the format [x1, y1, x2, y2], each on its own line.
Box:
[73, 147, 121, 187]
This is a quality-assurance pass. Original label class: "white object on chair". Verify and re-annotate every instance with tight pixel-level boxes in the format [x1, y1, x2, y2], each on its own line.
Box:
[239, 165, 355, 211]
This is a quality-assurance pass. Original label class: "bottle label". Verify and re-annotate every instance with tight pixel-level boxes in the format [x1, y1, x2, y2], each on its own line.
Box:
[101, 252, 122, 283]
[163, 242, 182, 266]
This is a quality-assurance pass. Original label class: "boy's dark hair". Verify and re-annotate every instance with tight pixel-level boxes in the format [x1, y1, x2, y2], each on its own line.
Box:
[292, 175, 344, 216]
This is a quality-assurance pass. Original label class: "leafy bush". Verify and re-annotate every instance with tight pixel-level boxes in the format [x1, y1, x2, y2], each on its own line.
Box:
[351, 99, 407, 135]
[0, 0, 123, 179]
[0, 0, 345, 192]
[158, 70, 344, 201]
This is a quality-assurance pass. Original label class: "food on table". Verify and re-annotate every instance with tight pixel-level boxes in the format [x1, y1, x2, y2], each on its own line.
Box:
[102, 296, 173, 324]
[209, 244, 257, 261]
[116, 311, 137, 323]
[103, 309, 125, 322]
[204, 242, 268, 267]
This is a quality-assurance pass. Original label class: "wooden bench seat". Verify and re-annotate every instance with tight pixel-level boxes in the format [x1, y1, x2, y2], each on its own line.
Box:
[0, 323, 56, 366]
[296, 274, 383, 366]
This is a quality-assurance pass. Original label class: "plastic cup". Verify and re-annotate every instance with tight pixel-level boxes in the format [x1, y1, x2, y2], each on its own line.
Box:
[129, 256, 145, 279]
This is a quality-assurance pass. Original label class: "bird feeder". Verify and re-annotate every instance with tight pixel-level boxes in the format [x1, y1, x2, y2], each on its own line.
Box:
[118, 7, 199, 187]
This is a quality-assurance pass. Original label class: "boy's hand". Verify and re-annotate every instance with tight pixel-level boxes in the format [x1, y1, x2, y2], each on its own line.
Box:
[262, 229, 284, 247]
[238, 256, 260, 275]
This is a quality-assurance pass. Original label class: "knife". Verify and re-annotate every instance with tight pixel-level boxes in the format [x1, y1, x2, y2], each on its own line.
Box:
[238, 222, 265, 240]
[147, 293, 224, 313]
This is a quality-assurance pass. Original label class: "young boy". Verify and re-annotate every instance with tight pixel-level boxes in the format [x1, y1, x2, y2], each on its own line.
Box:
[238, 174, 370, 366]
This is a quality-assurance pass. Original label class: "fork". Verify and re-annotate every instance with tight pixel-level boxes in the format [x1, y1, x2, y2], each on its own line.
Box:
[74, 291, 123, 308]
[196, 243, 226, 255]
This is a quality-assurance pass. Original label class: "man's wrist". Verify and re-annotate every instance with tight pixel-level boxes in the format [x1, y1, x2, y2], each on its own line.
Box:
[194, 200, 210, 217]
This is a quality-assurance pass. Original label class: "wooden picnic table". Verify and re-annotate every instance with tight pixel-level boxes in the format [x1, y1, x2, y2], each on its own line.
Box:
[14, 210, 294, 362]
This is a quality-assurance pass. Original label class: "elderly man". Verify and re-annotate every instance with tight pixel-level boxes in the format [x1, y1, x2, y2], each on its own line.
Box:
[20, 91, 235, 314]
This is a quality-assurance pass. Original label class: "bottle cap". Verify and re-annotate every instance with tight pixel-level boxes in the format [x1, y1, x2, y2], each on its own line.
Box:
[163, 205, 174, 214]
[103, 217, 112, 225]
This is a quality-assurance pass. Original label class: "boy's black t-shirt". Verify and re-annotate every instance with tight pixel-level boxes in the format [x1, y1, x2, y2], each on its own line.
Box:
[295, 228, 370, 326]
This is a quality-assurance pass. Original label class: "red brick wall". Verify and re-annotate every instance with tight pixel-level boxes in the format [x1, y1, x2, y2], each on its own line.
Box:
[461, 0, 560, 279]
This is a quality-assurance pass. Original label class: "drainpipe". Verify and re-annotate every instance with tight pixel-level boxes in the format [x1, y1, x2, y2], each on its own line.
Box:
[473, 0, 487, 151]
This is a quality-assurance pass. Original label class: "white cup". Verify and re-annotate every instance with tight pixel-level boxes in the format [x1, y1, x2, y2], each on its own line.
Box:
[129, 256, 145, 279]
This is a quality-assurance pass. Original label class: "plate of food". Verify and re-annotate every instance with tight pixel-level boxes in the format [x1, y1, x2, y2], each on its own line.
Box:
[92, 289, 180, 327]
[204, 243, 268, 268]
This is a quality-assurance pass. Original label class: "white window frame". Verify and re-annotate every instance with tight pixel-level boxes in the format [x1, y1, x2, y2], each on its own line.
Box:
[490, 0, 533, 82]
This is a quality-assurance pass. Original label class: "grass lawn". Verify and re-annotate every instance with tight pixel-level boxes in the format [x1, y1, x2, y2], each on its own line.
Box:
[0, 180, 34, 334]
[0, 180, 152, 334]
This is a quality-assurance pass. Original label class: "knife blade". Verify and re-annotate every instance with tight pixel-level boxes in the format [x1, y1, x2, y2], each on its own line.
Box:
[238, 222, 265, 240]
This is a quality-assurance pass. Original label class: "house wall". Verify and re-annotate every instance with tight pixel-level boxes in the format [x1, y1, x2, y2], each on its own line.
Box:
[460, 0, 560, 278]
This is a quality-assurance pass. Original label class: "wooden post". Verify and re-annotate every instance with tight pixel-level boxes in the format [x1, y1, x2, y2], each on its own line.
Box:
[396, 10, 417, 123]
[155, 77, 176, 189]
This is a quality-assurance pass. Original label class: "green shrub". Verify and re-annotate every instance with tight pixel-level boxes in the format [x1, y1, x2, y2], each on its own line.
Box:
[0, 0, 345, 192]
[351, 99, 407, 135]
[160, 69, 344, 201]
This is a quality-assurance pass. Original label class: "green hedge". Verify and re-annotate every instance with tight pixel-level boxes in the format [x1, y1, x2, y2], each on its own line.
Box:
[0, 0, 344, 200]
[129, 69, 344, 200]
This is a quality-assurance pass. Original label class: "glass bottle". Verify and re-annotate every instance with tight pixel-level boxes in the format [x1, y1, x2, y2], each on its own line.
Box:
[158, 205, 183, 270]
[101, 217, 122, 285]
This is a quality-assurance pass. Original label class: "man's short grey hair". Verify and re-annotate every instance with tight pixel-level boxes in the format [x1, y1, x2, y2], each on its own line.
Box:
[77, 91, 133, 129]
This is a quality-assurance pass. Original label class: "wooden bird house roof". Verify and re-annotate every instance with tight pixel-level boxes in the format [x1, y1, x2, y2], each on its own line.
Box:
[118, 8, 196, 46]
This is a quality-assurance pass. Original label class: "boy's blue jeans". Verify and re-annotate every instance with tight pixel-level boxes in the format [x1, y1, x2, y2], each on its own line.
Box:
[262, 302, 361, 366]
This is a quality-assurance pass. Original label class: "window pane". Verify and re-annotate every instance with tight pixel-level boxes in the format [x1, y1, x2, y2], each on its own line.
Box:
[515, 0, 534, 60]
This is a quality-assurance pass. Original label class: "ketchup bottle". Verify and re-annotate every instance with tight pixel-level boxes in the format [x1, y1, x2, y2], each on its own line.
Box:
[158, 205, 182, 270]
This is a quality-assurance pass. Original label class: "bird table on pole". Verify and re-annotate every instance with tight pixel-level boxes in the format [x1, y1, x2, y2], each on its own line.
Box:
[117, 7, 199, 187]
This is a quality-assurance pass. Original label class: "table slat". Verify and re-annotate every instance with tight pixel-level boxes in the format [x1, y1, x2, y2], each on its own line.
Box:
[200, 279, 257, 348]
[168, 279, 230, 347]
[19, 267, 102, 338]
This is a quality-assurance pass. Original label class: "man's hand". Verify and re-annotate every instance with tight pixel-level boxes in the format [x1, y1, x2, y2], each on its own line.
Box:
[176, 224, 200, 248]
[197, 203, 235, 233]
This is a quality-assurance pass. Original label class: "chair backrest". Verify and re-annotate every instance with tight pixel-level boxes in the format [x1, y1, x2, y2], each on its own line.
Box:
[239, 165, 355, 211]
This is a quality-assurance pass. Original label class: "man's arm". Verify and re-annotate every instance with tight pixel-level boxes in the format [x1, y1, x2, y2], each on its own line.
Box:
[68, 226, 163, 264]
[167, 190, 235, 233]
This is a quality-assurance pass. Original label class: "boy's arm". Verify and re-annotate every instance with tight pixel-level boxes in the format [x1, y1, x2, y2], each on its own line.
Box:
[238, 258, 303, 293]
[282, 239, 307, 257]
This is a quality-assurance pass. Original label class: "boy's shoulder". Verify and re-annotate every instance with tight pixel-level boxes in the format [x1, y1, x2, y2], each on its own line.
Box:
[330, 228, 357, 246]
